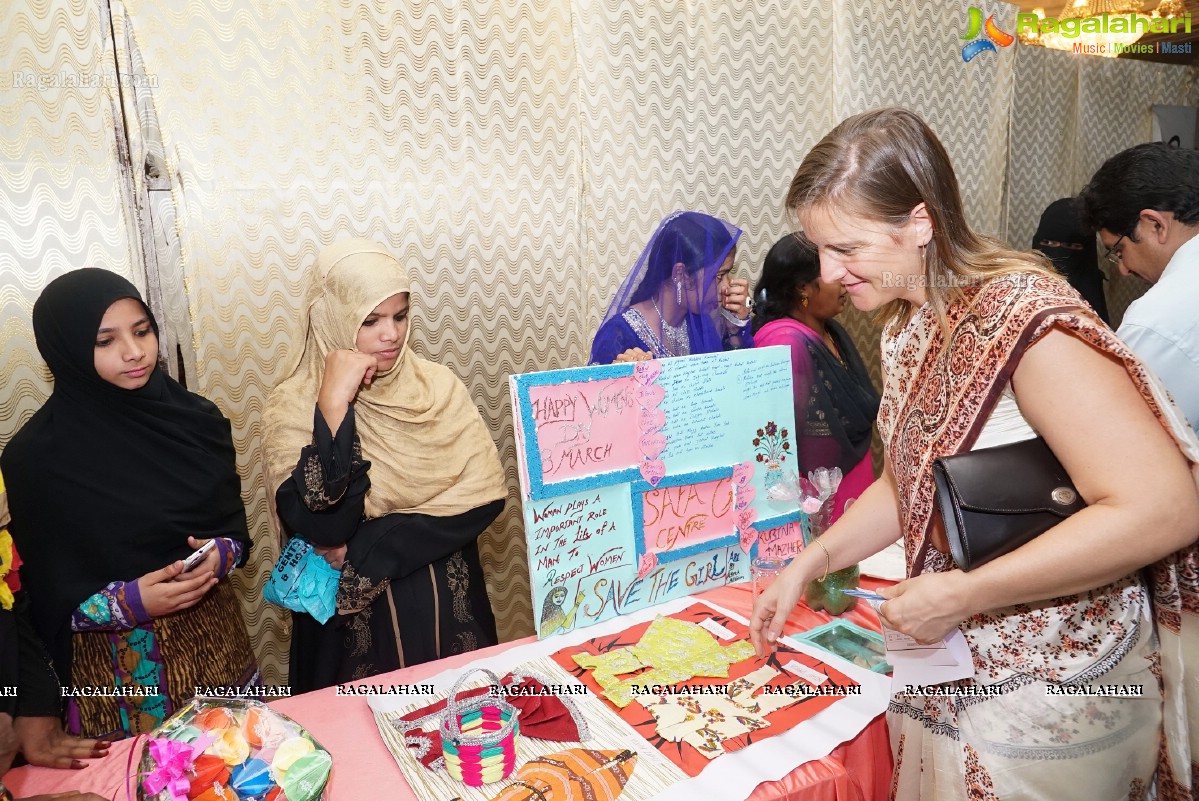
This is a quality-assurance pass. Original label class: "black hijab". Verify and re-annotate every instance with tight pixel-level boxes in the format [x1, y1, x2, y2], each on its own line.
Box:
[0, 269, 249, 677]
[1033, 198, 1110, 324]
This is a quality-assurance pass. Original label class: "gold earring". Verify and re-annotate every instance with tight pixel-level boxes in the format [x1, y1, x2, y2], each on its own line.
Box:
[801, 295, 809, 308]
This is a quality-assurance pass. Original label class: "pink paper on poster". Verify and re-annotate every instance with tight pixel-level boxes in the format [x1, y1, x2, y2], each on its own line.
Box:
[528, 376, 642, 483]
[635, 358, 667, 487]
[641, 476, 735, 556]
[756, 521, 804, 559]
[733, 461, 758, 551]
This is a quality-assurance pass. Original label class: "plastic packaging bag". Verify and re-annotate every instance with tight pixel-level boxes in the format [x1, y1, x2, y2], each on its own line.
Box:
[263, 537, 339, 624]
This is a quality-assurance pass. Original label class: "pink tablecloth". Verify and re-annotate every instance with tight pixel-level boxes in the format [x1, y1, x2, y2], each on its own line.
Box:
[6, 581, 893, 801]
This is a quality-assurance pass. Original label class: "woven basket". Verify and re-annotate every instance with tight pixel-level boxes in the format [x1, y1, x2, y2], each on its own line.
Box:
[440, 668, 520, 787]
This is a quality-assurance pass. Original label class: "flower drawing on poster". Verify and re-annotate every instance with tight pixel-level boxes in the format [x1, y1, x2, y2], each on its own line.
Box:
[753, 422, 791, 489]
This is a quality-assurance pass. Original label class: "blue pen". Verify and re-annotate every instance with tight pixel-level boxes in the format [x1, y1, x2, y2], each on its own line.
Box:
[841, 588, 887, 602]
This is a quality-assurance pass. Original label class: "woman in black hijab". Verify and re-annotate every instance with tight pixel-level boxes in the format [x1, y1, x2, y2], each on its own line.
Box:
[0, 269, 256, 738]
[1032, 198, 1110, 324]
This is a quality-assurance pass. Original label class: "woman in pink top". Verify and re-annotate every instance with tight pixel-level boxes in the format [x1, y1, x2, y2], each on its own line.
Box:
[752, 234, 879, 520]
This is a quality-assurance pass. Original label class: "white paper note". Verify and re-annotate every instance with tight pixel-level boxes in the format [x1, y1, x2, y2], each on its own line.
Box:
[782, 659, 830, 686]
[865, 598, 975, 685]
[698, 617, 735, 640]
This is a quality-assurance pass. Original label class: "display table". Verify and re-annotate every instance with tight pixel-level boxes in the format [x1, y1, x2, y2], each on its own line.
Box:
[5, 580, 894, 801]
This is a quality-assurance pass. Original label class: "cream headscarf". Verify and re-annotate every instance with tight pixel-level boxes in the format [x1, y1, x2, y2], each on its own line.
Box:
[264, 239, 506, 519]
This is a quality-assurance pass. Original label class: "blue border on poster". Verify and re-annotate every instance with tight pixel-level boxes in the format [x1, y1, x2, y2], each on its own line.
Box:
[749, 509, 804, 560]
[755, 510, 804, 533]
[512, 363, 640, 501]
[630, 465, 738, 565]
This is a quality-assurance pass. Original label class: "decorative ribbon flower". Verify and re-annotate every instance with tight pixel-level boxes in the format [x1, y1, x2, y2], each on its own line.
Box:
[143, 734, 214, 800]
[807, 467, 843, 503]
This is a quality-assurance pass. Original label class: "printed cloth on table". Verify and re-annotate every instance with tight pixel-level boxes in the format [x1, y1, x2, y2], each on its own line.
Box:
[645, 666, 809, 759]
[462, 748, 638, 801]
[553, 604, 860, 777]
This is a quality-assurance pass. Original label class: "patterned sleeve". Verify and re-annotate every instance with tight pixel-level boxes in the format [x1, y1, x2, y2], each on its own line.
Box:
[590, 315, 646, 365]
[273, 406, 371, 548]
[214, 537, 244, 578]
[72, 537, 241, 632]
[299, 406, 364, 512]
[71, 580, 151, 631]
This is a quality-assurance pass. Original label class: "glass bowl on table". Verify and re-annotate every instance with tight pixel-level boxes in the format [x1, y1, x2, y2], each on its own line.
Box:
[750, 556, 792, 601]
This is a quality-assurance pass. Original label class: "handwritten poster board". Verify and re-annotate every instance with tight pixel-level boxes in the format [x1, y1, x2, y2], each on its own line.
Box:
[511, 347, 802, 637]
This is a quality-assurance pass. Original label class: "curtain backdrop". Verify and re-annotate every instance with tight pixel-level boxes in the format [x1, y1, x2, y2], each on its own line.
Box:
[1006, 45, 1197, 326]
[2, 0, 141, 442]
[2, 0, 1195, 683]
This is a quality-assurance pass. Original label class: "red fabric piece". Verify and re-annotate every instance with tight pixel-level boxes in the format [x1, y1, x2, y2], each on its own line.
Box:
[4, 542, 21, 593]
[401, 675, 583, 770]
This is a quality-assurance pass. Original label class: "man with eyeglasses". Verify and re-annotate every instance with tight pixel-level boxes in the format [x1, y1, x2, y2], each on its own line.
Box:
[1078, 142, 1199, 433]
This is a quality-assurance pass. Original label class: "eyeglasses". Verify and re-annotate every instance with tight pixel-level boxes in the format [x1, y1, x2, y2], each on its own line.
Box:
[1103, 234, 1126, 267]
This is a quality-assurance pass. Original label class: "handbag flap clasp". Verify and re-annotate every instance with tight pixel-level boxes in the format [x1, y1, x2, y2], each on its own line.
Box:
[935, 436, 1086, 517]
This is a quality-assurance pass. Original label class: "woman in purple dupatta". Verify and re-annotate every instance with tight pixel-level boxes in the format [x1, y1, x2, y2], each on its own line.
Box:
[589, 211, 753, 364]
[752, 234, 879, 520]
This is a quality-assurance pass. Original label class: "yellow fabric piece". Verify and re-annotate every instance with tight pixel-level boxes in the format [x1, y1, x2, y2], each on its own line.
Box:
[0, 469, 9, 528]
[574, 616, 758, 708]
[629, 616, 752, 679]
[573, 649, 643, 679]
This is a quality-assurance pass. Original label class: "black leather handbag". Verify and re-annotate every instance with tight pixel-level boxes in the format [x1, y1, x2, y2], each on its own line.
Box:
[932, 436, 1087, 571]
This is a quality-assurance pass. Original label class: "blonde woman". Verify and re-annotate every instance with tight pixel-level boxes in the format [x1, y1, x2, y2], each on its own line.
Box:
[750, 108, 1199, 798]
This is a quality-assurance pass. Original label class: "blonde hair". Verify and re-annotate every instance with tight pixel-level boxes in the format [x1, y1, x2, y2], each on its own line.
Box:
[786, 107, 1054, 331]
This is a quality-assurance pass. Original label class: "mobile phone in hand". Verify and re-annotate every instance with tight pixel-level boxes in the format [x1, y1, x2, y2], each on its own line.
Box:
[181, 539, 218, 572]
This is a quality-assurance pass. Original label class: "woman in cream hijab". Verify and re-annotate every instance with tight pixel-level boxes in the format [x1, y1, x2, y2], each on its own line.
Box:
[265, 239, 507, 691]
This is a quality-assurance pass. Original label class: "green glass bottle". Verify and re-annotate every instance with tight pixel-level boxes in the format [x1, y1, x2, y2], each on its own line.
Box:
[801, 499, 860, 615]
